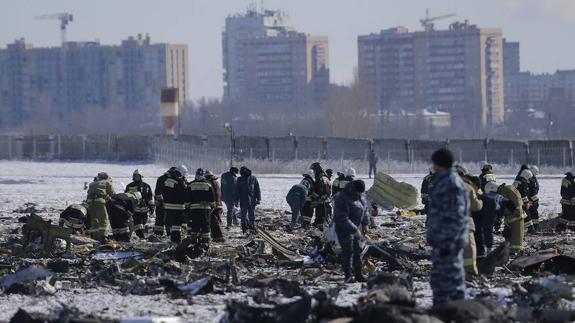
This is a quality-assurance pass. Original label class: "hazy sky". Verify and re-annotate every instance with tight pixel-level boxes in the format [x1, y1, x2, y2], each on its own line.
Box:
[2, 0, 574, 101]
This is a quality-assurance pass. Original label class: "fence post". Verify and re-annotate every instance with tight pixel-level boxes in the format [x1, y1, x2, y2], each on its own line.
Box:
[510, 149, 514, 165]
[82, 136, 86, 159]
[8, 135, 12, 159]
[563, 147, 566, 169]
[32, 136, 37, 160]
[537, 149, 540, 166]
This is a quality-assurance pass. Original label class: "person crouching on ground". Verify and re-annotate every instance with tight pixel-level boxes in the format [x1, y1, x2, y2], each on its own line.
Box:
[427, 148, 470, 306]
[334, 179, 369, 283]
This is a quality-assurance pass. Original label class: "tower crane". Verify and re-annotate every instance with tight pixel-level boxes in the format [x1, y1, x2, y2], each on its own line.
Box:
[35, 13, 74, 46]
[419, 9, 455, 32]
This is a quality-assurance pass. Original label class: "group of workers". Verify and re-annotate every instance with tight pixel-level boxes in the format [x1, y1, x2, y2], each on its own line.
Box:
[59, 165, 261, 255]
[423, 148, 575, 306]
[55, 150, 575, 306]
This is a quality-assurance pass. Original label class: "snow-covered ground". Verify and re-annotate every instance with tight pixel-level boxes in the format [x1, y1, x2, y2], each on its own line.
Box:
[0, 161, 567, 322]
[0, 161, 564, 218]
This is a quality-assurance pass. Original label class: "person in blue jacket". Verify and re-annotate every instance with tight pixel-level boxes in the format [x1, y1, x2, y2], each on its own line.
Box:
[334, 179, 369, 283]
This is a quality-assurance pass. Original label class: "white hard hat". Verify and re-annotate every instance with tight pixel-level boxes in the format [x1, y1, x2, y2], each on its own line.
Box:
[520, 169, 533, 180]
[175, 165, 188, 177]
[529, 166, 539, 176]
[345, 167, 356, 178]
[484, 181, 499, 194]
[133, 169, 143, 177]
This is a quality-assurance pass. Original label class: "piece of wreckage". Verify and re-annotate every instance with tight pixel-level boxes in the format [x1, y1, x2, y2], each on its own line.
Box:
[20, 213, 73, 256]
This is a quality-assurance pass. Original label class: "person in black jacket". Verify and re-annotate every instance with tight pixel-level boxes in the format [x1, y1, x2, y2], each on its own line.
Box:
[187, 169, 216, 252]
[153, 167, 175, 237]
[235, 166, 261, 233]
[161, 165, 189, 243]
[107, 191, 141, 242]
[475, 182, 515, 256]
[125, 169, 153, 239]
[558, 168, 575, 232]
[334, 180, 369, 283]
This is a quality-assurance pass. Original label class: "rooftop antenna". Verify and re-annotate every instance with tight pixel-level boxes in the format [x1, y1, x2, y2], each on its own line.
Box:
[419, 8, 456, 32]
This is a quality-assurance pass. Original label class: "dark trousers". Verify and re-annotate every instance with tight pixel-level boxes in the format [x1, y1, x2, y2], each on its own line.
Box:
[224, 200, 237, 226]
[210, 208, 224, 241]
[529, 202, 540, 229]
[107, 203, 130, 242]
[313, 204, 329, 227]
[189, 209, 211, 250]
[154, 204, 167, 236]
[289, 202, 301, 225]
[301, 201, 314, 226]
[558, 204, 575, 231]
[165, 209, 184, 243]
[133, 211, 148, 238]
[369, 164, 377, 178]
[240, 205, 256, 232]
[473, 212, 495, 256]
[336, 227, 362, 277]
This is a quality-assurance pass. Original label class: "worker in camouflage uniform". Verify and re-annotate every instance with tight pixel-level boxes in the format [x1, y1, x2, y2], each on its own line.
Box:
[286, 177, 313, 229]
[421, 168, 436, 214]
[205, 170, 224, 242]
[187, 169, 216, 251]
[558, 168, 575, 231]
[479, 164, 497, 192]
[86, 172, 116, 242]
[334, 180, 369, 283]
[153, 167, 175, 237]
[528, 166, 540, 232]
[427, 149, 469, 306]
[125, 169, 153, 239]
[107, 191, 141, 242]
[497, 183, 525, 252]
[455, 165, 483, 279]
[310, 162, 332, 228]
[515, 169, 535, 234]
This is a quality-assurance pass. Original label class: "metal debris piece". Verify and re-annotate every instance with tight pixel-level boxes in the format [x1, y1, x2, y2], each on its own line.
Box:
[21, 213, 73, 256]
[256, 226, 301, 261]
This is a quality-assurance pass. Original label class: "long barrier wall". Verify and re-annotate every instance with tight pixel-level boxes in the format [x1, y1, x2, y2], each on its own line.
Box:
[0, 134, 573, 167]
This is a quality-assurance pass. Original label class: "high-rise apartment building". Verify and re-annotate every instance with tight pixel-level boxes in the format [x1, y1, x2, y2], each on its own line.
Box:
[358, 22, 504, 137]
[222, 8, 329, 104]
[0, 34, 188, 128]
[503, 39, 520, 77]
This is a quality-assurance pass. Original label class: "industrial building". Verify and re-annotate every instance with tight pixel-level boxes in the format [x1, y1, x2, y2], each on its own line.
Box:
[358, 21, 504, 138]
[0, 34, 188, 128]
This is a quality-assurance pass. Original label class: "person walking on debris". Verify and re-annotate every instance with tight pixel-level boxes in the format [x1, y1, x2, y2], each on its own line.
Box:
[310, 162, 333, 228]
[286, 176, 312, 229]
[334, 179, 369, 283]
[427, 149, 469, 305]
[160, 165, 189, 243]
[368, 149, 379, 179]
[455, 165, 483, 279]
[221, 167, 239, 229]
[300, 170, 316, 228]
[497, 182, 525, 253]
[125, 169, 153, 239]
[153, 167, 175, 238]
[476, 182, 513, 256]
[479, 164, 496, 191]
[107, 191, 141, 242]
[59, 202, 89, 233]
[515, 169, 536, 234]
[187, 169, 216, 252]
[236, 166, 261, 234]
[421, 167, 436, 214]
[528, 166, 540, 232]
[205, 170, 224, 242]
[558, 168, 575, 232]
[86, 172, 116, 242]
